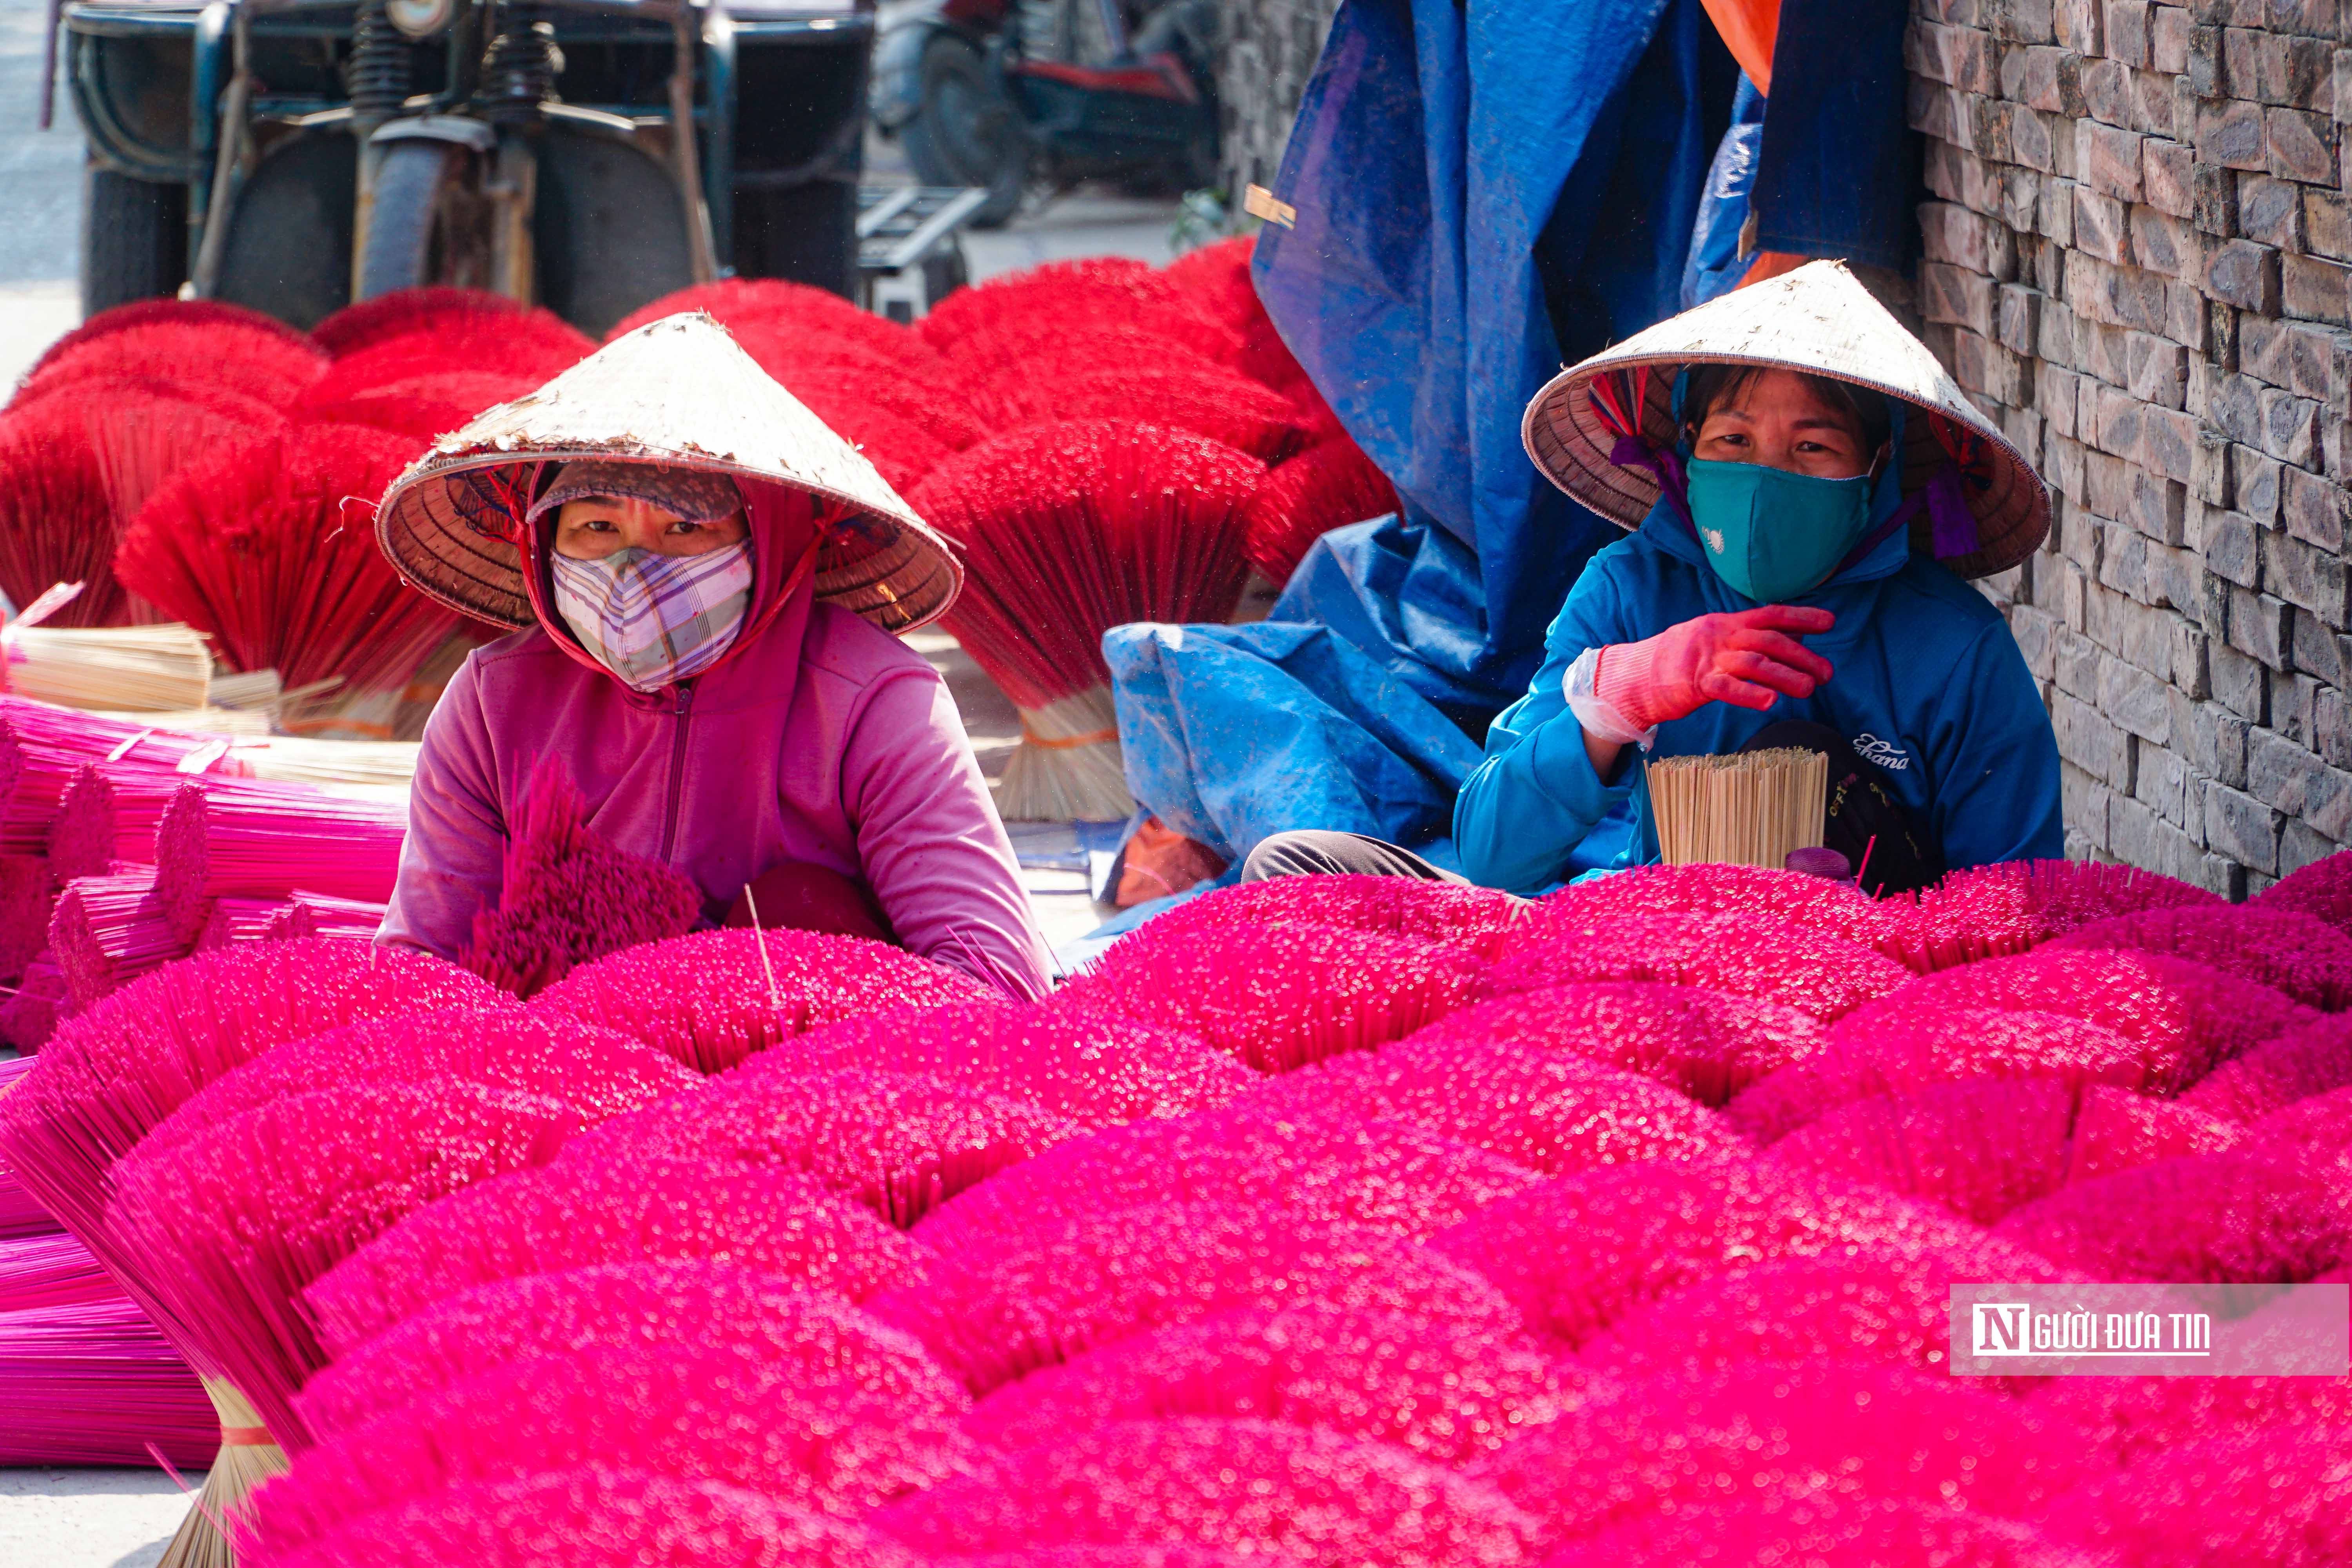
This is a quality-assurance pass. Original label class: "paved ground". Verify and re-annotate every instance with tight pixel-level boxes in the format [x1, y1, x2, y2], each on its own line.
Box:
[0, 21, 1178, 1553]
[0, 1469, 197, 1568]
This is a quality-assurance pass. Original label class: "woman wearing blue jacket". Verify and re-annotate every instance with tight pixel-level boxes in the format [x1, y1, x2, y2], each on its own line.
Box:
[1247, 262, 2063, 896]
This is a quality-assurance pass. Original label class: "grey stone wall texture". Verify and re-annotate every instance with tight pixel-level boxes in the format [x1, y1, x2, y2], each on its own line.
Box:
[1215, 0, 1343, 201]
[1908, 0, 2352, 897]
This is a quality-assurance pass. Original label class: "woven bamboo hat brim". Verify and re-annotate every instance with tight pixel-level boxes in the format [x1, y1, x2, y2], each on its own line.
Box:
[1522, 261, 2050, 580]
[375, 312, 962, 633]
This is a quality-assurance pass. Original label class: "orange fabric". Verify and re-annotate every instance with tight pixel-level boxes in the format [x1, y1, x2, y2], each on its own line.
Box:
[1113, 817, 1228, 909]
[1738, 250, 1811, 289]
[1701, 0, 1779, 95]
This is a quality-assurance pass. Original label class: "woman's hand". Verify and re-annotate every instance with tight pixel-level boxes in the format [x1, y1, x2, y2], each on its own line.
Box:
[1595, 606, 1837, 730]
[1569, 606, 1836, 782]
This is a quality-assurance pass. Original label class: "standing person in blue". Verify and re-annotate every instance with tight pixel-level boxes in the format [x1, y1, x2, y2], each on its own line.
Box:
[1246, 262, 2063, 897]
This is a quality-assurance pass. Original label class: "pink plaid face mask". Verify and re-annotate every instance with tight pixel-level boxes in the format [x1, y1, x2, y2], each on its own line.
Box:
[548, 541, 754, 692]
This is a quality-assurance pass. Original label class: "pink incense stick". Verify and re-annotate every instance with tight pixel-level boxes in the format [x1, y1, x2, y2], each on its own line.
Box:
[0, 1296, 215, 1468]
[49, 869, 190, 1007]
[153, 779, 405, 942]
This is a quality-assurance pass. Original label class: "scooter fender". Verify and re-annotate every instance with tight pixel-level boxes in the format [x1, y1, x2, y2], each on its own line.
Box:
[870, 11, 947, 132]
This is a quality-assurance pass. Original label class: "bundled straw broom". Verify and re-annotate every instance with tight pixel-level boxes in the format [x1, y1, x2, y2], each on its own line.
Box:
[1645, 748, 1829, 871]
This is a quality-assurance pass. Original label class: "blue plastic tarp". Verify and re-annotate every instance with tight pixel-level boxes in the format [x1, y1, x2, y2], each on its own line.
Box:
[1252, 0, 1729, 709]
[1107, 0, 1921, 886]
[1103, 615, 1485, 866]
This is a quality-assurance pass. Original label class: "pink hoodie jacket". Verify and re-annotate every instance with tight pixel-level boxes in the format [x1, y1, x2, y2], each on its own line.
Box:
[377, 482, 1054, 1001]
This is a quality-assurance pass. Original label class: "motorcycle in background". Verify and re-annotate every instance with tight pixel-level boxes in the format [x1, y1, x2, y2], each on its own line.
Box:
[871, 0, 1218, 229]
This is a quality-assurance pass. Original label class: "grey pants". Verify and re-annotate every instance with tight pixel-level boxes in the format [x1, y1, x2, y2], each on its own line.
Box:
[1240, 830, 1469, 884]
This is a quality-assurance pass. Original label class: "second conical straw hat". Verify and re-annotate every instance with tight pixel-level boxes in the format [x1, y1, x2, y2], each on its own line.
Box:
[375, 311, 962, 634]
[1521, 261, 2049, 580]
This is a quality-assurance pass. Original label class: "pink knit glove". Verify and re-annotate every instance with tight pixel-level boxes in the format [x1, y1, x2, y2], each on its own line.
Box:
[1592, 606, 1837, 731]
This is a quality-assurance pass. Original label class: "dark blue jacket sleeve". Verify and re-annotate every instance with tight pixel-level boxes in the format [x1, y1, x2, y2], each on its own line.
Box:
[1453, 561, 1641, 893]
[1922, 618, 2065, 868]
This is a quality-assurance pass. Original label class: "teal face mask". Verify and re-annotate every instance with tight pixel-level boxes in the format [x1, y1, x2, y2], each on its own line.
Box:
[1684, 458, 1875, 603]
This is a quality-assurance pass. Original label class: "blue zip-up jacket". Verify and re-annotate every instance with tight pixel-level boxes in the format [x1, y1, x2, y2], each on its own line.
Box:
[1453, 499, 2063, 893]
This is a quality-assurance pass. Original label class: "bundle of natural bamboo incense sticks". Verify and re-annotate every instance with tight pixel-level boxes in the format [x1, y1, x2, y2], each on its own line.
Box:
[1645, 747, 1829, 869]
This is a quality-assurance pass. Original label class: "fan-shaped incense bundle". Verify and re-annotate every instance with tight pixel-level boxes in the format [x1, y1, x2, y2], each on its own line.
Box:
[1643, 746, 1826, 870]
[1240, 436, 1403, 584]
[116, 423, 462, 702]
[296, 1259, 951, 1441]
[106, 1082, 583, 1450]
[308, 287, 530, 356]
[1992, 1147, 2349, 1284]
[1726, 1005, 2154, 1142]
[1164, 235, 1310, 388]
[963, 1305, 1583, 1466]
[871, 1417, 1539, 1564]
[2254, 847, 2352, 934]
[1232, 1031, 1747, 1174]
[1142, 873, 1536, 962]
[870, 1200, 1519, 1396]
[1889, 855, 2222, 969]
[1526, 861, 1905, 959]
[1466, 1362, 2087, 1539]
[301, 370, 538, 445]
[0, 402, 137, 627]
[301, 328, 587, 407]
[910, 1104, 1535, 1258]
[750, 1001, 1253, 1127]
[528, 928, 996, 1074]
[460, 759, 700, 996]
[907, 420, 1264, 820]
[1490, 911, 1907, 1023]
[1538, 1492, 2084, 1568]
[24, 299, 311, 384]
[920, 257, 1241, 365]
[564, 1062, 1087, 1232]
[1574, 1236, 2048, 1383]
[976, 364, 1310, 463]
[1054, 921, 1492, 1073]
[246, 1340, 970, 1558]
[561, 1064, 1083, 1227]
[77, 380, 290, 546]
[1430, 1158, 2069, 1349]
[2048, 904, 2352, 1011]
[611, 278, 949, 381]
[12, 318, 327, 414]
[2183, 1014, 2352, 1122]
[303, 1153, 928, 1355]
[145, 1006, 691, 1154]
[1840, 947, 2318, 1094]
[1399, 983, 1826, 1105]
[247, 1465, 922, 1568]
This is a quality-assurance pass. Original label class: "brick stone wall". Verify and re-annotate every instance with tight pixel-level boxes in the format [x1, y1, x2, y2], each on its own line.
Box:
[1215, 0, 1342, 202]
[1907, 0, 2352, 897]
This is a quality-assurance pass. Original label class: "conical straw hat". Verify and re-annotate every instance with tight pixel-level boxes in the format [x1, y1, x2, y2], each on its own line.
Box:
[376, 312, 962, 633]
[1522, 261, 2049, 580]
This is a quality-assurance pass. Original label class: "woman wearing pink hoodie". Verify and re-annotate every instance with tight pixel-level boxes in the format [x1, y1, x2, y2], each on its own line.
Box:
[370, 314, 1052, 1000]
